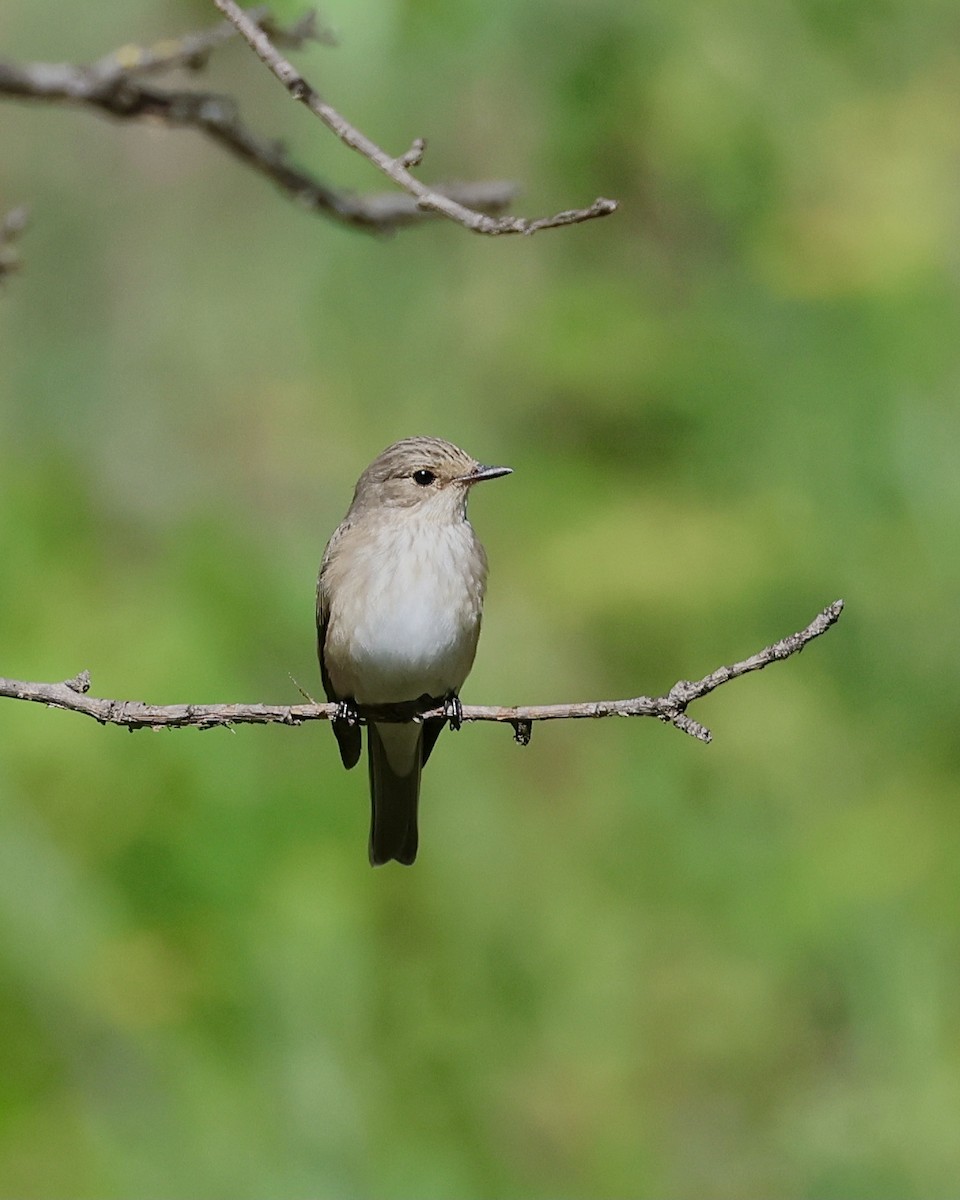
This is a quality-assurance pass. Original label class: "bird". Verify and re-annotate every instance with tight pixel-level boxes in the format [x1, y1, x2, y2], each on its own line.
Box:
[317, 437, 511, 866]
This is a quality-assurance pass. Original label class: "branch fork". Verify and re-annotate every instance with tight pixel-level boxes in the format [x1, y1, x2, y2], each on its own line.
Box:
[1, 5, 617, 236]
[212, 0, 617, 236]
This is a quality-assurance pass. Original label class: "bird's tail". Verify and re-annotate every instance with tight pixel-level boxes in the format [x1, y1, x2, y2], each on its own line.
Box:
[367, 723, 421, 866]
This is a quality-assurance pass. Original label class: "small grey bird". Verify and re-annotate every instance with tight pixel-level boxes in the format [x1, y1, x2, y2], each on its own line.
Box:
[317, 437, 511, 866]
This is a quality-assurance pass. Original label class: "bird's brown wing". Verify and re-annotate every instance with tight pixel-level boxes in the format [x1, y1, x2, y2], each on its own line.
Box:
[317, 538, 362, 770]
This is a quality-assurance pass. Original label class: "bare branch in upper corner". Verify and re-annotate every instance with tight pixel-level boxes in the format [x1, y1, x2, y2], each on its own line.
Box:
[0, 601, 844, 744]
[0, 5, 615, 236]
[0, 206, 30, 281]
[213, 0, 618, 236]
[0, 10, 517, 235]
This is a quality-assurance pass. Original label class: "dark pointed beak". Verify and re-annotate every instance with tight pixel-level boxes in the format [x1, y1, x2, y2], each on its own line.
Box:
[459, 464, 513, 485]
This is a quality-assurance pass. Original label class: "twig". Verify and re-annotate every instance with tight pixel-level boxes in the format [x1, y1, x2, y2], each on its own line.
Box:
[0, 10, 518, 234]
[0, 601, 844, 743]
[213, 0, 618, 236]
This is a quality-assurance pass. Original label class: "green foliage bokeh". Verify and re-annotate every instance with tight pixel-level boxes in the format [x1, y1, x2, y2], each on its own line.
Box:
[3, 0, 960, 1195]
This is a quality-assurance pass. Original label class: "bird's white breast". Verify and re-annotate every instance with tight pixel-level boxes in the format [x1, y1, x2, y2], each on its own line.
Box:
[324, 516, 487, 704]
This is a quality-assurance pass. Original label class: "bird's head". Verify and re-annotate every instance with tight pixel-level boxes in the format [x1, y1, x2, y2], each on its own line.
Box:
[350, 436, 512, 523]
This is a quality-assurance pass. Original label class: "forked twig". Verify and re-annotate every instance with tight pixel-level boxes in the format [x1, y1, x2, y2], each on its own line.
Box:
[1, 4, 616, 236]
[0, 11, 515, 233]
[212, 0, 617, 236]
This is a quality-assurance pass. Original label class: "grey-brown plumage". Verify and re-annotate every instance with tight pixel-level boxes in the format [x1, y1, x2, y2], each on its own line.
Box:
[317, 437, 511, 866]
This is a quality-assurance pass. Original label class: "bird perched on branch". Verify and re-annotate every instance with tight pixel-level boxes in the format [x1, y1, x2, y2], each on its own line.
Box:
[317, 437, 511, 866]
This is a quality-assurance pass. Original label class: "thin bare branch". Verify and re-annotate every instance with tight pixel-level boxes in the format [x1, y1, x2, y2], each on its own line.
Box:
[212, 0, 618, 236]
[0, 601, 843, 745]
[0, 10, 518, 234]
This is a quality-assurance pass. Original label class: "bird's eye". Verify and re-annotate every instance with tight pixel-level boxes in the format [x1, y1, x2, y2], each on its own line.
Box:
[412, 469, 436, 487]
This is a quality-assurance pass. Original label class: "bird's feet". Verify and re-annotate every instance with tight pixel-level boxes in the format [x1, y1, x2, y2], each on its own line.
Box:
[336, 698, 360, 726]
[442, 693, 463, 732]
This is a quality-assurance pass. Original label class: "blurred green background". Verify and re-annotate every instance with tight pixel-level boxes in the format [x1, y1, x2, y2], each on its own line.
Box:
[3, 0, 960, 1196]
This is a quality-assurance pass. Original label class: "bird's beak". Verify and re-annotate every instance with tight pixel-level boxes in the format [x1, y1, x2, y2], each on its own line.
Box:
[458, 464, 513, 486]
